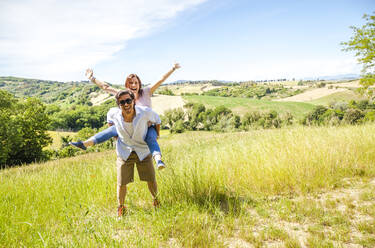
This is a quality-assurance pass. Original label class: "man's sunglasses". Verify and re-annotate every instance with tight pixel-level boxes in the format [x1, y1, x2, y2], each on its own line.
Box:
[119, 98, 133, 105]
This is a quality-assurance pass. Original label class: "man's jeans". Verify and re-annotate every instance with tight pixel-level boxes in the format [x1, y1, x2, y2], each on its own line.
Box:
[92, 125, 161, 156]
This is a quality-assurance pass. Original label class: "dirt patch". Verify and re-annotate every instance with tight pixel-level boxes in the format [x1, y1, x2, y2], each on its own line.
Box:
[276, 87, 348, 102]
[151, 94, 185, 115]
[330, 81, 361, 88]
[90, 92, 113, 106]
[224, 238, 254, 248]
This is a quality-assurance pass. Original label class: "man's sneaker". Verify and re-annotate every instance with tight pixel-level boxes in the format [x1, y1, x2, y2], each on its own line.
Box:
[156, 160, 165, 170]
[117, 205, 127, 217]
[69, 140, 86, 150]
[153, 198, 160, 208]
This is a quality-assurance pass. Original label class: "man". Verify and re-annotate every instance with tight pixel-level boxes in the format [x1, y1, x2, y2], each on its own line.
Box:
[108, 89, 161, 217]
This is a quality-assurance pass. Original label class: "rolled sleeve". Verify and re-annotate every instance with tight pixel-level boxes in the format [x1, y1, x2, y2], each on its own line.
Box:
[149, 110, 161, 124]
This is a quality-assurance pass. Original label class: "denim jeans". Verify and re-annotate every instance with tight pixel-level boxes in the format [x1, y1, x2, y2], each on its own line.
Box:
[92, 125, 161, 156]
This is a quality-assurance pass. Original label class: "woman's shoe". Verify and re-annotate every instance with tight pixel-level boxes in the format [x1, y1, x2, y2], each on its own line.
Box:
[69, 140, 87, 150]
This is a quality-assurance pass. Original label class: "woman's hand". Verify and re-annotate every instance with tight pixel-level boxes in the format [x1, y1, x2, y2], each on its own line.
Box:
[173, 63, 181, 70]
[85, 68, 94, 80]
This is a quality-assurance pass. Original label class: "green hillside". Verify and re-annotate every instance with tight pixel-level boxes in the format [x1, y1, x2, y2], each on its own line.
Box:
[0, 76, 120, 106]
[183, 95, 316, 119]
[1, 125, 375, 247]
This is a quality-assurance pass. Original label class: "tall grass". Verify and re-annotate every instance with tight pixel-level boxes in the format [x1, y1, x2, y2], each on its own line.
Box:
[1, 124, 375, 247]
[161, 125, 375, 204]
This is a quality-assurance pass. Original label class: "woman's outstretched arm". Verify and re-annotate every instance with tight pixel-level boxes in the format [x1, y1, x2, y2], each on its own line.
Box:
[150, 63, 181, 94]
[86, 68, 119, 96]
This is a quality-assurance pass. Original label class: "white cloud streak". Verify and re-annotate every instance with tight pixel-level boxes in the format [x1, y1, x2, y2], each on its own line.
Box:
[0, 0, 205, 80]
[219, 57, 361, 81]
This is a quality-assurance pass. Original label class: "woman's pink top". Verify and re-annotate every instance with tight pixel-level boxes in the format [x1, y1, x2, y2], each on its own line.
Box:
[135, 87, 152, 108]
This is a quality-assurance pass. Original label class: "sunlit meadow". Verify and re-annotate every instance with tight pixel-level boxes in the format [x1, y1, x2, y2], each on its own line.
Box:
[1, 124, 375, 247]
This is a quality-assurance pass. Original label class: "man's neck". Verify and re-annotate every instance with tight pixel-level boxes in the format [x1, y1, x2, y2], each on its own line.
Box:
[122, 108, 135, 122]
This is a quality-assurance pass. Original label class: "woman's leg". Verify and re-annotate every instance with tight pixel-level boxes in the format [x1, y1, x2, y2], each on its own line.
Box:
[145, 126, 165, 169]
[70, 125, 118, 150]
[90, 125, 118, 144]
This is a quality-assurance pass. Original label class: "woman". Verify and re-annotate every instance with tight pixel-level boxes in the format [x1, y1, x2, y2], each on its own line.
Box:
[70, 63, 181, 170]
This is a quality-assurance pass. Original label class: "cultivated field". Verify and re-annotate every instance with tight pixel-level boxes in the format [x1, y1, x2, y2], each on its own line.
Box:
[1, 124, 375, 247]
[276, 87, 349, 102]
[159, 83, 222, 95]
[183, 95, 315, 119]
[308, 90, 367, 105]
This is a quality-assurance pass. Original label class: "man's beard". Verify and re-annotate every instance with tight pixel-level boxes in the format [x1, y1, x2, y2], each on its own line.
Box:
[123, 105, 134, 114]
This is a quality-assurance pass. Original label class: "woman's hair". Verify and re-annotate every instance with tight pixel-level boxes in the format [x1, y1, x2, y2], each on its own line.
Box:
[115, 89, 135, 106]
[125, 74, 143, 97]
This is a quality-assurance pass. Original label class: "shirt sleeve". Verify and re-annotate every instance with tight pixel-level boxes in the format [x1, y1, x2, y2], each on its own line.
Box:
[143, 86, 151, 98]
[107, 107, 119, 124]
[148, 109, 161, 124]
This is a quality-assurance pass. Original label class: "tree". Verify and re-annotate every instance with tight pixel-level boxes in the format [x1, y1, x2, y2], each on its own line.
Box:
[0, 90, 52, 167]
[342, 13, 375, 98]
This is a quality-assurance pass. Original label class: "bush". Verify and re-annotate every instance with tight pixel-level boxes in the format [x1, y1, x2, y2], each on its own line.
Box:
[156, 88, 174, 96]
[170, 120, 185, 133]
[343, 108, 364, 124]
[0, 90, 52, 167]
[364, 111, 375, 122]
[301, 105, 328, 126]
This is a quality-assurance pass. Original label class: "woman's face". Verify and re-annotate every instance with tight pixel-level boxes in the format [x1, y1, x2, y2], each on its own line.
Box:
[127, 77, 140, 95]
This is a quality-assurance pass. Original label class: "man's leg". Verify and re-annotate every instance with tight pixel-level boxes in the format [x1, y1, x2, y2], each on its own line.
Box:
[147, 180, 160, 207]
[116, 156, 135, 216]
[135, 154, 159, 207]
[147, 180, 158, 199]
[117, 184, 127, 206]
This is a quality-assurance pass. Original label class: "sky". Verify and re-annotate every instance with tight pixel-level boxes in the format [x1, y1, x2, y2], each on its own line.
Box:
[0, 0, 374, 84]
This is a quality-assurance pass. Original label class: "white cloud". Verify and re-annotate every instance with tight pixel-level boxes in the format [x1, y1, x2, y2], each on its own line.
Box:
[221, 57, 361, 81]
[0, 0, 205, 80]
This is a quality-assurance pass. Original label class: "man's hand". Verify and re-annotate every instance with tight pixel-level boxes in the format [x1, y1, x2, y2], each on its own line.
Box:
[85, 68, 94, 80]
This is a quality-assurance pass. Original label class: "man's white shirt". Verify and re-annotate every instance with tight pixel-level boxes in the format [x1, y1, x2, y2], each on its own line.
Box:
[107, 106, 161, 161]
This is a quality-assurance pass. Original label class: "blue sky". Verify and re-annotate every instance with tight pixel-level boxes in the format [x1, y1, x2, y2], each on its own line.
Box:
[0, 0, 373, 84]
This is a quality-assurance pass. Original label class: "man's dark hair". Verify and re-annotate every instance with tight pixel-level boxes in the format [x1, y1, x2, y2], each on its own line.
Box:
[115, 89, 135, 106]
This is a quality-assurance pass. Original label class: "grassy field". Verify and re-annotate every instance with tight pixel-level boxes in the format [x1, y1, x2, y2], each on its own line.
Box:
[47, 131, 77, 150]
[183, 95, 316, 119]
[1, 124, 375, 247]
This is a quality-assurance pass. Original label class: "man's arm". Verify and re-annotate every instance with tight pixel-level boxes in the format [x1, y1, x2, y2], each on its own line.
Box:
[155, 124, 160, 137]
[150, 63, 180, 94]
[86, 68, 120, 96]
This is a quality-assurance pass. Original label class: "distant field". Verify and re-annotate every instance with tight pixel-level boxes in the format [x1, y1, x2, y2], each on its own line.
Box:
[151, 94, 185, 115]
[158, 83, 222, 95]
[183, 95, 316, 119]
[308, 90, 367, 105]
[1, 125, 375, 247]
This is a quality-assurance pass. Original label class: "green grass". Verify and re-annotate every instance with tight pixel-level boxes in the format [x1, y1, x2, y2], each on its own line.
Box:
[1, 124, 375, 247]
[308, 90, 366, 106]
[183, 95, 315, 119]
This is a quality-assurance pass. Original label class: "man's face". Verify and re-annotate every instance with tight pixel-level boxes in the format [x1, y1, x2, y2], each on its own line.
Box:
[118, 93, 134, 114]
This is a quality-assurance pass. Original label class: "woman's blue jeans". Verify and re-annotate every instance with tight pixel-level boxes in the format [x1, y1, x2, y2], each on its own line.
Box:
[92, 125, 161, 156]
